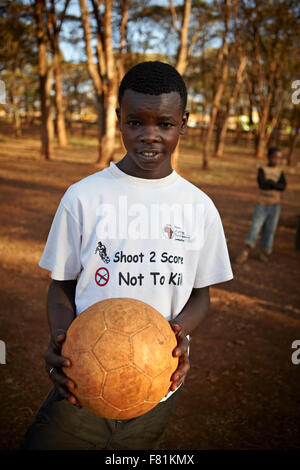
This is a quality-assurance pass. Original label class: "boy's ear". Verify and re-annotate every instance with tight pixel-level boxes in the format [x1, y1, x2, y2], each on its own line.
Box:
[180, 110, 189, 135]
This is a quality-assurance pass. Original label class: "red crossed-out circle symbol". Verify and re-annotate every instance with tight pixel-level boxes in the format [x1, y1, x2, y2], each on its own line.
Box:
[95, 267, 109, 286]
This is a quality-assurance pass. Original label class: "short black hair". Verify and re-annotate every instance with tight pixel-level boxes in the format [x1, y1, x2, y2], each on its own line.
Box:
[118, 61, 187, 111]
[268, 147, 281, 157]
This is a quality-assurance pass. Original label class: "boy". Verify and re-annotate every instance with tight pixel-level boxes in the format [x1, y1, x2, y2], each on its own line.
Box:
[236, 147, 286, 264]
[20, 61, 233, 450]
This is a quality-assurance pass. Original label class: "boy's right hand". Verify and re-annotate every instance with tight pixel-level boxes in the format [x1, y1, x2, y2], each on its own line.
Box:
[44, 330, 81, 407]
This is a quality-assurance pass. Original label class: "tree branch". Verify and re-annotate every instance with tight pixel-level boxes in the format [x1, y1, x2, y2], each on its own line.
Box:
[169, 0, 180, 34]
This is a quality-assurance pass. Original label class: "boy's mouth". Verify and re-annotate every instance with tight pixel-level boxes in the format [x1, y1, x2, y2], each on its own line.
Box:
[141, 151, 158, 157]
[138, 149, 161, 160]
[139, 150, 160, 162]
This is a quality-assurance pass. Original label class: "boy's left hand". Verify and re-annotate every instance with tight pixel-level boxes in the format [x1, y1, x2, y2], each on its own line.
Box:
[169, 322, 190, 392]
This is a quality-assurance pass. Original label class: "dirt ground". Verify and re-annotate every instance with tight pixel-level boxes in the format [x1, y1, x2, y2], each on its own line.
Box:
[0, 126, 300, 450]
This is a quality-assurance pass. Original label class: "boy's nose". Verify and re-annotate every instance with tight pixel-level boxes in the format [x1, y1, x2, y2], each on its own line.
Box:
[140, 126, 160, 143]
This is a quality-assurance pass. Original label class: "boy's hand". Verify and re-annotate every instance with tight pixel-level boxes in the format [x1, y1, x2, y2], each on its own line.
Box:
[44, 330, 81, 408]
[169, 322, 190, 392]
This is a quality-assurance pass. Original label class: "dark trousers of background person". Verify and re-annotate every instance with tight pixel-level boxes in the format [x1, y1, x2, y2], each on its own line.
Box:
[245, 203, 281, 254]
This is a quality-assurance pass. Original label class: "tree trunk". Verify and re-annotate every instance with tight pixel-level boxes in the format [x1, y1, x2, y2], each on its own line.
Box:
[175, 0, 192, 75]
[46, 63, 54, 145]
[53, 44, 67, 146]
[45, 0, 69, 148]
[214, 111, 222, 154]
[234, 119, 242, 144]
[80, 0, 118, 166]
[101, 0, 117, 166]
[34, 0, 51, 160]
[170, 0, 192, 171]
[255, 89, 272, 158]
[265, 89, 284, 144]
[202, 44, 229, 169]
[202, 0, 232, 168]
[287, 125, 300, 166]
[118, 0, 129, 81]
[10, 88, 22, 138]
[215, 56, 247, 158]
[80, 0, 104, 162]
[255, 88, 283, 159]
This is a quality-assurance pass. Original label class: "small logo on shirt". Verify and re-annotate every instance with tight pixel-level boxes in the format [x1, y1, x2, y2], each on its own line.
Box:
[163, 224, 190, 243]
[95, 241, 110, 264]
[163, 224, 174, 239]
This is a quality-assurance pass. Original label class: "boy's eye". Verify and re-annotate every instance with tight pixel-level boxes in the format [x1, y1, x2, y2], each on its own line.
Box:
[160, 122, 174, 128]
[128, 120, 141, 126]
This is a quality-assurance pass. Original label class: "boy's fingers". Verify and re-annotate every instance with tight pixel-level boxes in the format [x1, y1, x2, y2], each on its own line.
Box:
[171, 361, 189, 381]
[55, 383, 78, 405]
[170, 323, 189, 344]
[53, 334, 66, 349]
[170, 323, 181, 334]
[55, 332, 65, 341]
[52, 329, 67, 340]
[48, 368, 76, 396]
[173, 337, 189, 357]
[45, 351, 71, 368]
[50, 368, 74, 388]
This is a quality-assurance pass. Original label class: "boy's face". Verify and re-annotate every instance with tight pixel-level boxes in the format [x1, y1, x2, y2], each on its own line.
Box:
[268, 151, 282, 167]
[116, 89, 188, 178]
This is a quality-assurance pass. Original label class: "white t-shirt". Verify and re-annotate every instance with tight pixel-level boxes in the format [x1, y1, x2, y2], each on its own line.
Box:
[39, 162, 233, 319]
[39, 162, 233, 402]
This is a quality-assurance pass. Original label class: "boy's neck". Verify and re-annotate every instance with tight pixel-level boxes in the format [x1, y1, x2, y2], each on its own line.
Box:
[116, 154, 173, 179]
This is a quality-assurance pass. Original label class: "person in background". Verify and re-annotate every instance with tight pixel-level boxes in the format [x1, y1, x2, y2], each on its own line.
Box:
[236, 147, 287, 264]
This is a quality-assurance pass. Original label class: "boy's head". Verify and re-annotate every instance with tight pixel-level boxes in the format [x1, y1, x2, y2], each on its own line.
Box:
[267, 147, 282, 167]
[118, 61, 187, 113]
[116, 61, 189, 178]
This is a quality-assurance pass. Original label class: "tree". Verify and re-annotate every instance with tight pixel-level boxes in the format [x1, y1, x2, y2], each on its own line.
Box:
[79, 0, 130, 166]
[45, 0, 71, 147]
[214, 52, 247, 158]
[168, 0, 192, 170]
[0, 1, 37, 137]
[286, 106, 300, 166]
[33, 0, 53, 159]
[202, 0, 235, 169]
[240, 0, 300, 158]
[62, 61, 93, 133]
[117, 0, 129, 81]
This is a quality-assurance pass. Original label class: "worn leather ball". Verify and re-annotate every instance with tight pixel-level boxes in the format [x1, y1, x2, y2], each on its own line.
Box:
[62, 298, 178, 419]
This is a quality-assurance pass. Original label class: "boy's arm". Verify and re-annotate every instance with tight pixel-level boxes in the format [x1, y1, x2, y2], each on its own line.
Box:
[258, 168, 286, 191]
[169, 286, 210, 391]
[171, 286, 210, 336]
[258, 168, 273, 189]
[44, 280, 80, 406]
[275, 172, 287, 191]
[47, 280, 77, 334]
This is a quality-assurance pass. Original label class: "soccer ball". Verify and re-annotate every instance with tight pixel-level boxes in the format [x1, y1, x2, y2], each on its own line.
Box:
[62, 298, 178, 420]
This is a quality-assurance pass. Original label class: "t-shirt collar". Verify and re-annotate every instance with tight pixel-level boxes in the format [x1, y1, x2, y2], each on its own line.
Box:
[107, 162, 179, 188]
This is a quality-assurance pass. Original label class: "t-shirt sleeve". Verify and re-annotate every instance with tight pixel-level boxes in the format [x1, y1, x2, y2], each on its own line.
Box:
[39, 192, 82, 281]
[193, 203, 233, 288]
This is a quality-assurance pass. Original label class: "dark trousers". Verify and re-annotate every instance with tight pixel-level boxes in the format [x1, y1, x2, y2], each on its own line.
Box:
[20, 386, 180, 450]
[245, 203, 281, 254]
